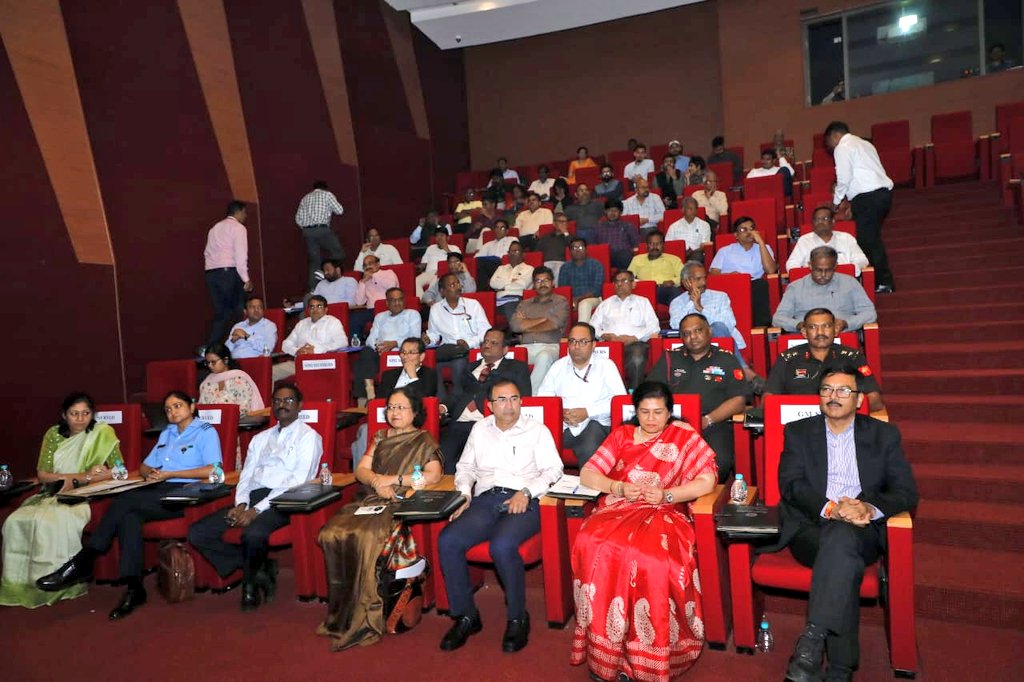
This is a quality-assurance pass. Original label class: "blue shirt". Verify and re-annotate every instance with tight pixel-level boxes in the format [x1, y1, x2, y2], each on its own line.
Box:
[225, 317, 278, 358]
[668, 288, 747, 350]
[710, 242, 774, 280]
[364, 309, 422, 348]
[143, 419, 222, 482]
[674, 155, 691, 173]
[558, 258, 605, 299]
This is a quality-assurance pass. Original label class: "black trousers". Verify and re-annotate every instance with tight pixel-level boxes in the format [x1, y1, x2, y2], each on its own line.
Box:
[851, 188, 893, 287]
[702, 420, 735, 482]
[85, 483, 185, 579]
[302, 224, 344, 290]
[351, 347, 380, 398]
[563, 421, 609, 468]
[790, 520, 883, 669]
[188, 488, 289, 582]
[623, 342, 650, 390]
[440, 420, 475, 474]
[751, 278, 771, 328]
[205, 268, 245, 347]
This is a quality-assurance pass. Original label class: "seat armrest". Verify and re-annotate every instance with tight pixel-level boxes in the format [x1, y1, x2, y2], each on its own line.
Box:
[692, 483, 729, 515]
[886, 510, 912, 530]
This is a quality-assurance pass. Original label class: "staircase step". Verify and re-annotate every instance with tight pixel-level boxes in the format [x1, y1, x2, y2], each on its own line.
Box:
[915, 545, 1024, 629]
[912, 463, 1024, 503]
[904, 438, 1024, 465]
[878, 302, 1024, 325]
[915, 500, 1024, 552]
[885, 394, 1024, 422]
[887, 236, 1024, 256]
[887, 225, 1020, 247]
[884, 368, 1024, 394]
[888, 252, 1009, 273]
[881, 340, 1024, 371]
[876, 320, 1024, 344]
[886, 204, 1012, 227]
[883, 280, 1024, 304]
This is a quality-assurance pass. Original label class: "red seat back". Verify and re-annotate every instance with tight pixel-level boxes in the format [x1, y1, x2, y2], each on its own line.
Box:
[146, 360, 197, 403]
[995, 101, 1024, 154]
[574, 166, 601, 187]
[194, 403, 241, 472]
[706, 273, 753, 362]
[742, 176, 786, 228]
[501, 252, 542, 268]
[236, 356, 272, 405]
[383, 238, 411, 262]
[95, 403, 143, 470]
[382, 263, 415, 299]
[871, 120, 910, 150]
[931, 110, 972, 144]
[807, 167, 836, 195]
[294, 353, 353, 408]
[565, 243, 611, 281]
[650, 336, 736, 366]
[609, 394, 702, 432]
[367, 397, 441, 442]
[263, 308, 286, 353]
[708, 162, 735, 185]
[325, 302, 350, 336]
[461, 292, 496, 326]
[728, 198, 777, 235]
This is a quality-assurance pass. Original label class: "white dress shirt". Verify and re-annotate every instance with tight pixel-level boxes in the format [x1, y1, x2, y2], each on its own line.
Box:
[235, 420, 323, 512]
[420, 244, 462, 275]
[364, 309, 422, 348]
[665, 216, 712, 251]
[489, 262, 535, 298]
[528, 178, 555, 197]
[456, 414, 563, 500]
[785, 231, 870, 275]
[312, 277, 358, 305]
[623, 159, 655, 181]
[425, 296, 490, 348]
[589, 294, 660, 342]
[622, 192, 666, 229]
[475, 235, 517, 259]
[746, 156, 794, 179]
[537, 355, 626, 436]
[832, 133, 894, 204]
[353, 243, 403, 271]
[281, 315, 348, 355]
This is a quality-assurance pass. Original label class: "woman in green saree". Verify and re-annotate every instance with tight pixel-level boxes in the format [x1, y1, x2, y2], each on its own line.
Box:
[0, 393, 121, 607]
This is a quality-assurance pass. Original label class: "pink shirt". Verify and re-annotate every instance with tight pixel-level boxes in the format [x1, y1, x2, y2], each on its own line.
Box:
[203, 216, 249, 282]
[355, 268, 400, 306]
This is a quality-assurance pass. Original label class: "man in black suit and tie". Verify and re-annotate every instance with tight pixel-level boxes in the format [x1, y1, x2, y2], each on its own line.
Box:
[438, 328, 531, 473]
[777, 363, 917, 682]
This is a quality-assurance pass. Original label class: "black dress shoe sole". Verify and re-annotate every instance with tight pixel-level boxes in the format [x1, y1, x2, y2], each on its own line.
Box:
[108, 594, 147, 621]
[440, 619, 482, 651]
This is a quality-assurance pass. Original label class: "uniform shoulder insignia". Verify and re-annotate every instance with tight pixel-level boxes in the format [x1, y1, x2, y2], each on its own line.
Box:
[733, 368, 744, 381]
[858, 364, 873, 377]
[197, 421, 214, 431]
[780, 346, 801, 360]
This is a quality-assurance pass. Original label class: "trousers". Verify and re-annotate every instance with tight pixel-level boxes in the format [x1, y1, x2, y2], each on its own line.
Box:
[85, 483, 185, 579]
[563, 421, 609, 468]
[302, 225, 344, 290]
[188, 488, 289, 582]
[205, 268, 244, 347]
[851, 188, 893, 287]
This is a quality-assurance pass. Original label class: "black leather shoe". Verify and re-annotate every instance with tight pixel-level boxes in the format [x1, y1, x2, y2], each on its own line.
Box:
[785, 627, 826, 682]
[502, 612, 530, 653]
[440, 612, 482, 651]
[240, 582, 261, 612]
[825, 664, 853, 682]
[108, 587, 147, 621]
[875, 284, 895, 294]
[36, 557, 92, 591]
[255, 559, 278, 603]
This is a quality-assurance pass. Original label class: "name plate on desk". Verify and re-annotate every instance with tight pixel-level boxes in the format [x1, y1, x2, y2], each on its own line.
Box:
[302, 358, 336, 371]
[592, 346, 610, 359]
[197, 409, 222, 424]
[95, 411, 123, 424]
[376, 406, 387, 422]
[520, 405, 546, 422]
[779, 404, 821, 424]
[298, 409, 320, 424]
[385, 355, 402, 367]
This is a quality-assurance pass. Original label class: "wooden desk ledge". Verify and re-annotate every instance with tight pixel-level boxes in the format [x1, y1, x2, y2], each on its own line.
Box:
[870, 409, 889, 423]
[563, 497, 591, 509]
[424, 474, 455, 491]
[691, 484, 726, 515]
[329, 472, 357, 487]
[887, 510, 913, 529]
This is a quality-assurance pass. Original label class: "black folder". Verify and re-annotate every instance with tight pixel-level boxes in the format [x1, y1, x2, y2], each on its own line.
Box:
[393, 490, 465, 521]
[714, 504, 780, 539]
[270, 483, 340, 512]
[160, 482, 232, 505]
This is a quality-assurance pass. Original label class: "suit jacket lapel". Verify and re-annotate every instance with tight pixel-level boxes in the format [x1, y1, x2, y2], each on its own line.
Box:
[811, 416, 829, 497]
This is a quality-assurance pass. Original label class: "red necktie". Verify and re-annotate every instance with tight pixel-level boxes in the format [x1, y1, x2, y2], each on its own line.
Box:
[478, 362, 494, 383]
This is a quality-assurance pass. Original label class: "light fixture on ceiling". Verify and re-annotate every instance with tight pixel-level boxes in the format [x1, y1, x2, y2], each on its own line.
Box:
[898, 14, 918, 33]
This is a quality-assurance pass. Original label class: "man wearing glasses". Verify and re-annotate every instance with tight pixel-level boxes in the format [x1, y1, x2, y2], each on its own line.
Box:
[275, 294, 349, 382]
[773, 246, 877, 334]
[438, 379, 563, 654]
[351, 288, 422, 403]
[189, 384, 323, 612]
[765, 308, 884, 412]
[786, 207, 869, 275]
[537, 323, 625, 467]
[588, 272, 660, 390]
[557, 238, 605, 322]
[773, 364, 917, 682]
[507, 266, 569, 392]
[710, 216, 778, 328]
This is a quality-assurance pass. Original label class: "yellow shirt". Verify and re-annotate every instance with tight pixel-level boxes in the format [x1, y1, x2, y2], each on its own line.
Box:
[627, 253, 684, 286]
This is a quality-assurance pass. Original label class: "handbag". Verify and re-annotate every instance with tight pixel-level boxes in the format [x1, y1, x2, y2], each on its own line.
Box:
[157, 541, 195, 603]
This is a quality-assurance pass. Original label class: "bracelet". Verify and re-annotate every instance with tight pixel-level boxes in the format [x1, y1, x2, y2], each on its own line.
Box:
[824, 501, 837, 519]
[398, 474, 404, 487]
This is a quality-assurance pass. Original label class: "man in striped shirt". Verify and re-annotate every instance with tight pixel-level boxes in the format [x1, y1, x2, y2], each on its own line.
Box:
[295, 180, 345, 289]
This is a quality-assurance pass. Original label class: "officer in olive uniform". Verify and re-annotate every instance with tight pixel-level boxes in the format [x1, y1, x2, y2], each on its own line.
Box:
[765, 307, 884, 412]
[645, 313, 748, 480]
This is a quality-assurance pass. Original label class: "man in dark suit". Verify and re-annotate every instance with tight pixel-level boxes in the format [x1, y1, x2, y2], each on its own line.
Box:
[438, 328, 531, 473]
[377, 337, 438, 399]
[777, 363, 918, 682]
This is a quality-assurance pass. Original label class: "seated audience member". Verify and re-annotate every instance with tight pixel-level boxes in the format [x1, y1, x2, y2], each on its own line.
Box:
[301, 258, 356, 307]
[1, 393, 121, 608]
[319, 387, 443, 650]
[645, 314, 747, 479]
[466, 197, 501, 253]
[549, 178, 573, 214]
[490, 241, 534, 320]
[473, 220, 514, 290]
[416, 228, 462, 294]
[692, 170, 729, 230]
[423, 273, 491, 399]
[747, 148, 794, 196]
[711, 216, 778, 327]
[422, 252, 477, 306]
[37, 391, 222, 620]
[438, 379, 563, 654]
[538, 322, 626, 466]
[439, 328, 532, 473]
[199, 343, 265, 418]
[685, 155, 708, 186]
[668, 138, 691, 172]
[669, 262, 752, 372]
[226, 295, 277, 359]
[571, 381, 717, 681]
[623, 143, 655, 189]
[766, 308, 884, 412]
[497, 156, 520, 184]
[666, 196, 713, 261]
[773, 365, 917, 682]
[486, 168, 512, 205]
[786, 207, 869, 275]
[534, 213, 574, 280]
[772, 129, 796, 163]
[453, 188, 482, 232]
[353, 228, 402, 272]
[508, 266, 570, 392]
[589, 272, 660, 390]
[275, 295, 348, 382]
[513, 191, 553, 250]
[558, 238, 605, 323]
[563, 183, 605, 243]
[626, 137, 639, 152]
[594, 164, 624, 203]
[189, 383, 321, 612]
[654, 154, 685, 209]
[352, 287, 422, 401]
[567, 146, 598, 184]
[592, 200, 640, 270]
[503, 184, 528, 223]
[773, 246, 876, 333]
[410, 209, 453, 258]
[622, 178, 665, 235]
[352, 254, 400, 335]
[708, 135, 743, 185]
[628, 230, 684, 305]
[527, 165, 554, 201]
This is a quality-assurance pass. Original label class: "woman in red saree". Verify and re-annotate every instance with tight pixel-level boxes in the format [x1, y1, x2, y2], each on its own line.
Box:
[571, 381, 718, 682]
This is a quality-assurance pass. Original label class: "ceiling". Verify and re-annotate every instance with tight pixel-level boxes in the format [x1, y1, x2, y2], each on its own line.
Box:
[385, 0, 704, 50]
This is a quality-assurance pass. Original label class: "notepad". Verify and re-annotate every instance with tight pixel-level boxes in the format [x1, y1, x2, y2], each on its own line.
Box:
[545, 474, 602, 501]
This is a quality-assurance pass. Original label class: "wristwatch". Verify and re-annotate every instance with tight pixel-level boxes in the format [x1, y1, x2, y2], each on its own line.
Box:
[520, 488, 532, 500]
[664, 491, 674, 504]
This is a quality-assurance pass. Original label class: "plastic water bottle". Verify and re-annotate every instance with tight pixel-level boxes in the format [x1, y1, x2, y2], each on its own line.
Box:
[756, 618, 775, 653]
[209, 463, 225, 485]
[319, 462, 333, 486]
[351, 334, 361, 348]
[262, 341, 271, 357]
[112, 461, 128, 481]
[0, 464, 12, 490]
[410, 464, 425, 490]
[730, 474, 748, 504]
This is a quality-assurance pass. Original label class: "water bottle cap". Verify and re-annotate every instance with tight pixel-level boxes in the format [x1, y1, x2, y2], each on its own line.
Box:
[0, 464, 7, 469]
[736, 474, 744, 481]
[760, 621, 770, 628]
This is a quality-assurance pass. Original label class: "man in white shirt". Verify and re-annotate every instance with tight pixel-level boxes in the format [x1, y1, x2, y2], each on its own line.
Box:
[538, 322, 626, 466]
[275, 295, 348, 382]
[692, 170, 729, 229]
[490, 241, 534, 320]
[622, 178, 665, 235]
[513, 192, 553, 249]
[188, 383, 323, 611]
[527, 165, 555, 201]
[474, 220, 517, 260]
[352, 227, 402, 272]
[589, 272, 660, 389]
[295, 181, 345, 289]
[352, 287, 422, 401]
[422, 252, 477, 305]
[787, 207, 870, 275]
[497, 157, 521, 184]
[825, 120, 896, 293]
[416, 228, 462, 294]
[226, 295, 277, 359]
[438, 378, 562, 654]
[623, 143, 655, 189]
[666, 196, 713, 259]
[746, 149, 795, 197]
[309, 259, 358, 305]
[424, 273, 491, 399]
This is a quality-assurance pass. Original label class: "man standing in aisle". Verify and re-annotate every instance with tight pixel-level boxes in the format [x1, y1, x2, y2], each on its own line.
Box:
[824, 121, 896, 293]
[204, 200, 253, 348]
[295, 180, 346, 290]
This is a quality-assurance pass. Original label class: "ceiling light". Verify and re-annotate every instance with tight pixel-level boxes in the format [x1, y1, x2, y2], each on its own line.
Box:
[899, 14, 918, 33]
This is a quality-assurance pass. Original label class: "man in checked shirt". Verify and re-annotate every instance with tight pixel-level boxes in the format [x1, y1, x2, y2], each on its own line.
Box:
[295, 180, 346, 289]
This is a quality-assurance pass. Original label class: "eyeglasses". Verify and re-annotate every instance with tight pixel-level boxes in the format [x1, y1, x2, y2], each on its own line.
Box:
[812, 216, 834, 224]
[205, 358, 224, 367]
[735, 226, 753, 234]
[818, 386, 859, 398]
[804, 322, 835, 331]
[67, 410, 93, 419]
[307, 303, 326, 309]
[533, 278, 553, 285]
[570, 245, 587, 250]
[614, 278, 632, 284]
[272, 397, 298, 406]
[490, 396, 521, 405]
[386, 404, 411, 411]
[567, 338, 593, 346]
[398, 350, 422, 356]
